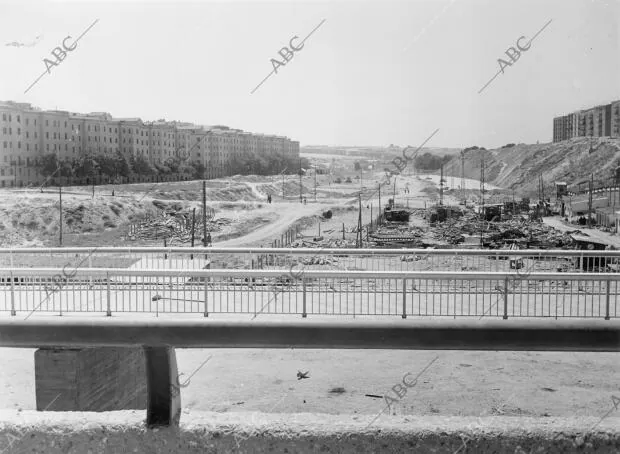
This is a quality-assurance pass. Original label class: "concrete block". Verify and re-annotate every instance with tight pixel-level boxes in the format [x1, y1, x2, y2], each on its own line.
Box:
[34, 347, 146, 412]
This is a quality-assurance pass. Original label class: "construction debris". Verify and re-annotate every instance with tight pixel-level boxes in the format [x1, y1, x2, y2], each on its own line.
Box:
[127, 209, 226, 243]
[384, 207, 410, 222]
[370, 206, 577, 249]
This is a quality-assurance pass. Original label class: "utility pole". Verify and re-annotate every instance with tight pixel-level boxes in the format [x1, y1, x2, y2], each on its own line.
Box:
[378, 183, 382, 227]
[202, 180, 207, 247]
[480, 154, 485, 213]
[480, 153, 485, 247]
[191, 207, 196, 248]
[360, 166, 363, 192]
[59, 186, 62, 246]
[393, 177, 397, 207]
[299, 158, 302, 203]
[356, 193, 363, 248]
[588, 173, 593, 228]
[439, 164, 444, 206]
[314, 167, 317, 202]
[460, 150, 465, 199]
[190, 207, 196, 259]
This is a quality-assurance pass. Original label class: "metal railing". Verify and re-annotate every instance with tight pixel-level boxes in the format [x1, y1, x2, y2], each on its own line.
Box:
[1, 268, 618, 319]
[1, 247, 620, 274]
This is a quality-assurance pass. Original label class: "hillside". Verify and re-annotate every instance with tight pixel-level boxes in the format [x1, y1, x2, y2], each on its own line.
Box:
[442, 138, 620, 197]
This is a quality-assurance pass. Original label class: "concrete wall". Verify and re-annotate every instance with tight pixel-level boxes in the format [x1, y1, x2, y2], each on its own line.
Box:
[1, 410, 619, 453]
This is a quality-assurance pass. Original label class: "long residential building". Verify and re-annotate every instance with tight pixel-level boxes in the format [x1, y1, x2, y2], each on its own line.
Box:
[553, 100, 620, 142]
[0, 101, 299, 187]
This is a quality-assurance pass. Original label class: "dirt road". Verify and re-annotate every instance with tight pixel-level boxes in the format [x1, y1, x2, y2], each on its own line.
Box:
[215, 201, 333, 247]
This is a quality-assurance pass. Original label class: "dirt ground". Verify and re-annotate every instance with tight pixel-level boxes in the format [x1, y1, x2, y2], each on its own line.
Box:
[0, 153, 619, 423]
[1, 347, 618, 422]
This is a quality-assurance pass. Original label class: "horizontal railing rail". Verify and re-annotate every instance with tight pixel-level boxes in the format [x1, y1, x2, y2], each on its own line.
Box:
[2, 246, 620, 257]
[0, 268, 618, 319]
[1, 247, 619, 277]
[1, 267, 620, 279]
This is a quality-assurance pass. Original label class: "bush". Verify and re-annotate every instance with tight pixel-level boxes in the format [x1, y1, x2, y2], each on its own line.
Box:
[334, 177, 342, 184]
[345, 177, 352, 183]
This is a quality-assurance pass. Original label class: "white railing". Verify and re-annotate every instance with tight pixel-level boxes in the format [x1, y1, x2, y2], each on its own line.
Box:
[1, 267, 618, 319]
[1, 247, 620, 274]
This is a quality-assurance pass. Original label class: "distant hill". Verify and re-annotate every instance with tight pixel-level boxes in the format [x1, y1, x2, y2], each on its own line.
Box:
[301, 145, 461, 158]
[442, 138, 620, 197]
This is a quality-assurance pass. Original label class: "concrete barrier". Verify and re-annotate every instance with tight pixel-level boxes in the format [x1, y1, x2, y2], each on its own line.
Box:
[34, 347, 146, 412]
[0, 411, 619, 453]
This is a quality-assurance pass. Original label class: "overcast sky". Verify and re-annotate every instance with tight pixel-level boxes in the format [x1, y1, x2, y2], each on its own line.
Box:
[0, 0, 618, 149]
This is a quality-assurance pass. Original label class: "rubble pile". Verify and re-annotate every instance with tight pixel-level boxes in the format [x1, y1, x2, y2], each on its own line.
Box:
[369, 208, 576, 250]
[128, 211, 231, 243]
[300, 256, 340, 266]
[288, 238, 358, 249]
[437, 214, 575, 249]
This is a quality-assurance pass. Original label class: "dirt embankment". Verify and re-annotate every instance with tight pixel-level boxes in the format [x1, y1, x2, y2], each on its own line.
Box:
[0, 177, 314, 248]
[442, 138, 620, 196]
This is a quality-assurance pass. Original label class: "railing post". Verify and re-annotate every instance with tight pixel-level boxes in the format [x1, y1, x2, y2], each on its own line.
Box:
[503, 277, 509, 320]
[302, 278, 307, 318]
[402, 278, 407, 319]
[203, 275, 209, 317]
[605, 280, 611, 320]
[89, 252, 93, 289]
[9, 271, 16, 316]
[106, 272, 112, 316]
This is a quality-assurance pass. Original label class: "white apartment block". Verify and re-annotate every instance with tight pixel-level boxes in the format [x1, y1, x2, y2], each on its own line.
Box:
[0, 101, 300, 187]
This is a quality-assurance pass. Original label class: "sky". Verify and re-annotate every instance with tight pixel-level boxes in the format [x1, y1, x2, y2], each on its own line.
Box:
[0, 0, 618, 150]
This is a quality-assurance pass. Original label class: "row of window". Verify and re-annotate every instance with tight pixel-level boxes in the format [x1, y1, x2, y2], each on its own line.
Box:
[1, 113, 25, 123]
[3, 142, 38, 151]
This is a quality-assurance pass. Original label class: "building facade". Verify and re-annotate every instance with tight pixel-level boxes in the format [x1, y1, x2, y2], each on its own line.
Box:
[0, 101, 300, 187]
[553, 100, 620, 142]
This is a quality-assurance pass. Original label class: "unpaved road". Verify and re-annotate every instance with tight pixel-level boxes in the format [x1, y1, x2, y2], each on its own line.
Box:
[215, 201, 334, 247]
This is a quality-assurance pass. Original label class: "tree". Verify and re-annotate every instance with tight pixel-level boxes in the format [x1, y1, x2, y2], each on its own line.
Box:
[115, 150, 131, 177]
[132, 155, 156, 175]
[37, 153, 59, 177]
[59, 158, 73, 178]
[73, 155, 97, 178]
[354, 161, 361, 171]
[96, 154, 117, 178]
[193, 162, 206, 179]
[178, 163, 194, 178]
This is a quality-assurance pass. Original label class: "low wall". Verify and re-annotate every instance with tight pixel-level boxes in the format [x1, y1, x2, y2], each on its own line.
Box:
[1, 411, 619, 453]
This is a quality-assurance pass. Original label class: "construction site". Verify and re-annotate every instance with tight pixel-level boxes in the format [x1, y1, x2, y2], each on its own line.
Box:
[2, 139, 620, 259]
[1, 141, 620, 439]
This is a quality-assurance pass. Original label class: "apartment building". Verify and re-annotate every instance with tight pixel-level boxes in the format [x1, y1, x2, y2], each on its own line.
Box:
[0, 100, 300, 187]
[553, 100, 620, 142]
[148, 121, 176, 164]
